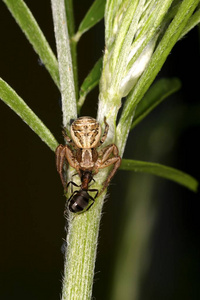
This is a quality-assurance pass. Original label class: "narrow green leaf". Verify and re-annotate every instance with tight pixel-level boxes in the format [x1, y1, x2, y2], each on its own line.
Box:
[78, 57, 103, 112]
[0, 78, 58, 151]
[117, 0, 199, 154]
[64, 0, 75, 37]
[119, 0, 199, 130]
[120, 159, 198, 192]
[131, 78, 181, 129]
[180, 8, 200, 39]
[3, 0, 60, 88]
[74, 0, 106, 41]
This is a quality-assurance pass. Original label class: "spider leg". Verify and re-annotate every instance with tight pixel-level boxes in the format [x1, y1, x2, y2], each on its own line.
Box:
[56, 144, 80, 190]
[55, 145, 67, 188]
[95, 144, 121, 194]
[99, 117, 109, 145]
[65, 146, 80, 174]
[102, 157, 121, 193]
[98, 143, 118, 161]
[62, 128, 73, 144]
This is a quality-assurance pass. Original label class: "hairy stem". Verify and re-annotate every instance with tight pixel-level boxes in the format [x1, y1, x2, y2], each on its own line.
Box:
[62, 186, 106, 300]
[51, 0, 77, 129]
[51, 2, 109, 299]
[64, 0, 79, 99]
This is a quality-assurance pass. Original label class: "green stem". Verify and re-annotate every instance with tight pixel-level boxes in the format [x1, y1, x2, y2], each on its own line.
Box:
[51, 0, 77, 129]
[180, 8, 200, 39]
[51, 2, 109, 299]
[70, 39, 79, 101]
[62, 188, 105, 300]
[64, 0, 79, 100]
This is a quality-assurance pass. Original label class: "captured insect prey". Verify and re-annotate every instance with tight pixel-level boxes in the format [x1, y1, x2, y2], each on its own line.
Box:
[56, 116, 121, 213]
[66, 171, 98, 213]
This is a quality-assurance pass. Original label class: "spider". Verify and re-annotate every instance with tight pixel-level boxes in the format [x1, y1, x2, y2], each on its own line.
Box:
[55, 116, 121, 195]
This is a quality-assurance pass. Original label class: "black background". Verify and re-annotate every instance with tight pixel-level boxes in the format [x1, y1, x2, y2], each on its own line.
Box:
[0, 1, 200, 299]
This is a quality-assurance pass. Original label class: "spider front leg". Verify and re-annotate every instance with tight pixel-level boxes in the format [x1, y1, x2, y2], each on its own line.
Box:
[95, 144, 121, 194]
[55, 144, 80, 190]
[55, 145, 67, 188]
[99, 117, 109, 145]
[62, 128, 76, 147]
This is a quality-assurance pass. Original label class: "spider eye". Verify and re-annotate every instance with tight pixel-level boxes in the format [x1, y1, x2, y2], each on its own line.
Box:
[70, 118, 76, 125]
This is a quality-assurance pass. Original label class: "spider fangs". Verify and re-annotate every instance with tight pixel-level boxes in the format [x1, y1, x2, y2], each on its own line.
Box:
[56, 116, 121, 210]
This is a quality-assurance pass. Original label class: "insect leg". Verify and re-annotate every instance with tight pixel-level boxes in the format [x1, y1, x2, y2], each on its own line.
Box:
[67, 181, 80, 193]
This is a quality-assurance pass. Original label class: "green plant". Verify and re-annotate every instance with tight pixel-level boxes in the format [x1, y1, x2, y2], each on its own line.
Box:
[0, 0, 199, 299]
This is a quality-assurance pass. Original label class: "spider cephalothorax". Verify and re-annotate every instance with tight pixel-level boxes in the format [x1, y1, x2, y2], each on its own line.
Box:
[56, 116, 121, 195]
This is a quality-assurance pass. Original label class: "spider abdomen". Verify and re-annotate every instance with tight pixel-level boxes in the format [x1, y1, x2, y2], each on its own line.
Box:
[71, 116, 101, 148]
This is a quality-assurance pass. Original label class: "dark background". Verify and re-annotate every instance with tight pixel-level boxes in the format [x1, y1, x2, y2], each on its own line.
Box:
[0, 1, 199, 299]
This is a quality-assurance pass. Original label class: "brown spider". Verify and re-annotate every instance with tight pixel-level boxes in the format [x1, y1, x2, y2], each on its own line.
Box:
[55, 116, 121, 195]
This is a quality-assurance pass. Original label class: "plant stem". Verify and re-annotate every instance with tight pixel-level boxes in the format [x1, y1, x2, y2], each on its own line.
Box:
[70, 39, 79, 101]
[51, 0, 77, 129]
[64, 0, 79, 100]
[51, 2, 109, 299]
[62, 189, 105, 300]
